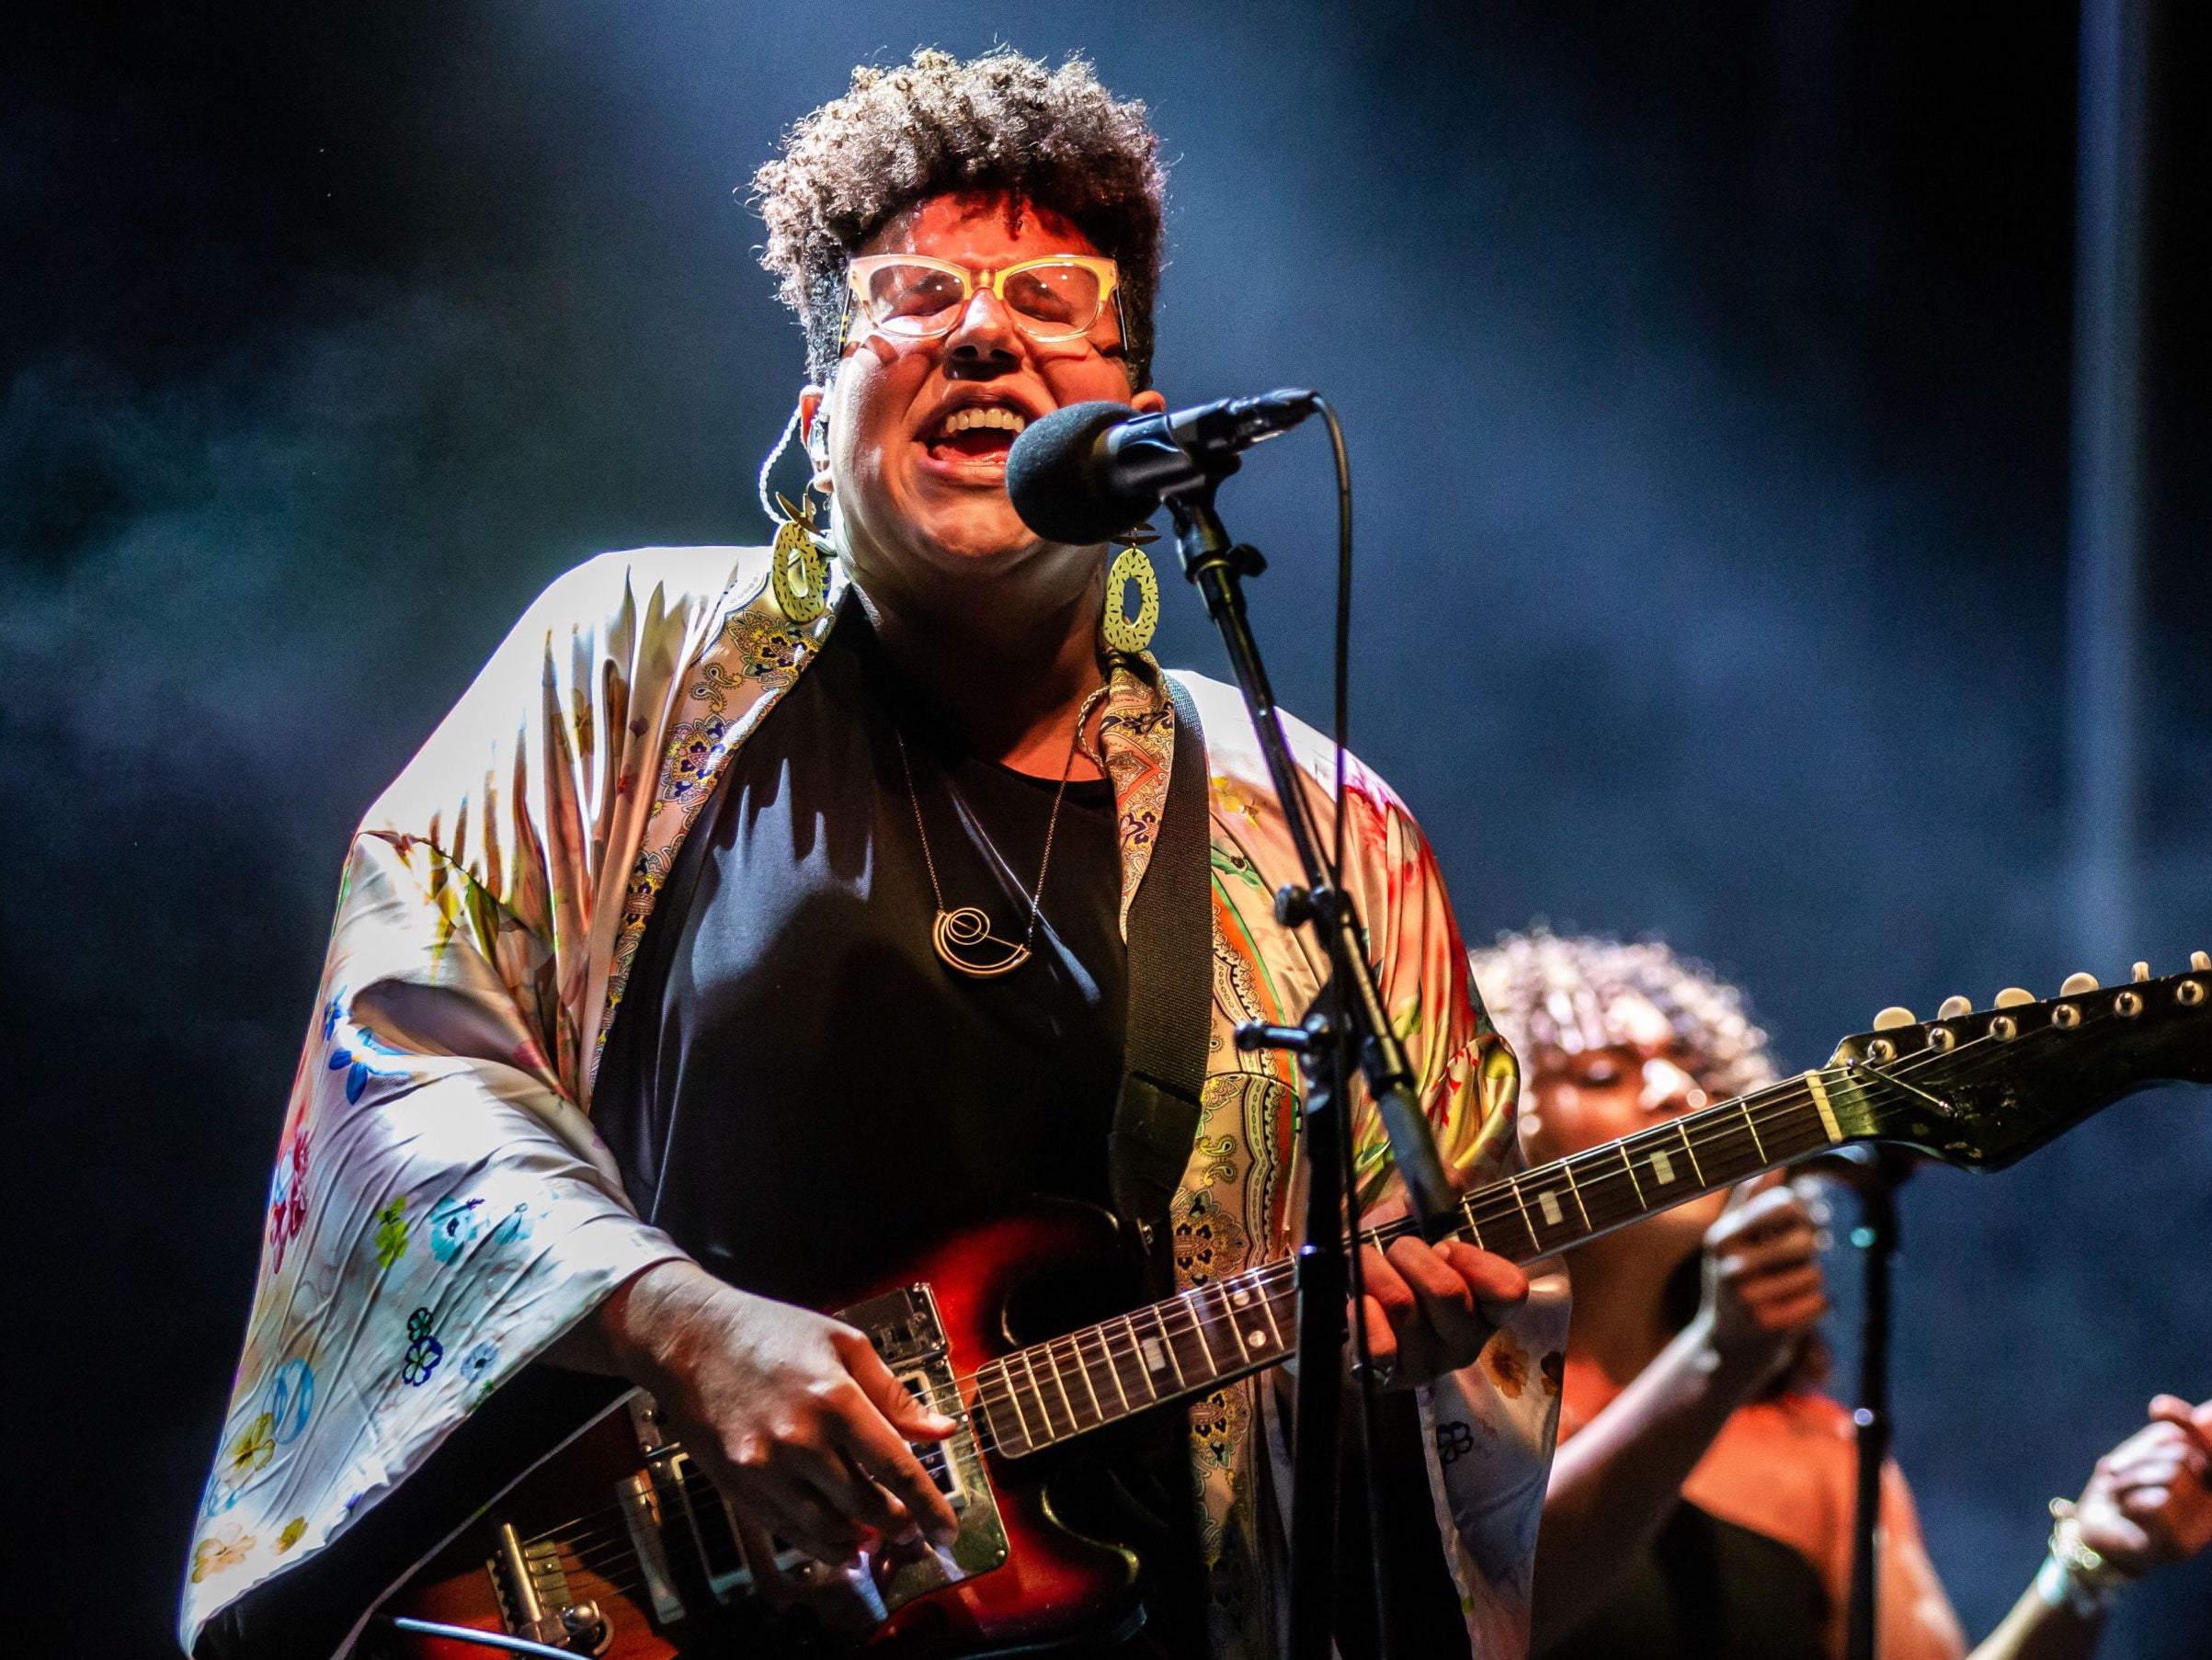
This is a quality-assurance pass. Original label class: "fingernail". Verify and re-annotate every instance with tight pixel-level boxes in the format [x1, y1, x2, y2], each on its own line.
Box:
[894, 1522, 921, 1547]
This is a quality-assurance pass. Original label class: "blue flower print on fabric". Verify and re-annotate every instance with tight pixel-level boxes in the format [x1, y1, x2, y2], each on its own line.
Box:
[326, 1024, 404, 1105]
[460, 1339, 500, 1408]
[322, 992, 406, 1104]
[461, 1340, 499, 1383]
[428, 1196, 486, 1263]
[265, 1357, 315, 1445]
[488, 1200, 534, 1250]
[401, 1307, 443, 1387]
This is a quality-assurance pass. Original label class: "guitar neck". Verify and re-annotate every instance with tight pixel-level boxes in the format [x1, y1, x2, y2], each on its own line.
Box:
[973, 1067, 1855, 1458]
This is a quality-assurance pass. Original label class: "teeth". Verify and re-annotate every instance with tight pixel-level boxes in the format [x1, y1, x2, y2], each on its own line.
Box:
[937, 405, 1029, 438]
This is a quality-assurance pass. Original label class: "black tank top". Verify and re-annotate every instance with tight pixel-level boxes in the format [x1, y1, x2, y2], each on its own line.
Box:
[1538, 1498, 1831, 1660]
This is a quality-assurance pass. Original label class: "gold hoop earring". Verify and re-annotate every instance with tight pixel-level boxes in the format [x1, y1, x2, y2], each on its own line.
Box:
[1101, 544, 1159, 654]
[770, 491, 831, 624]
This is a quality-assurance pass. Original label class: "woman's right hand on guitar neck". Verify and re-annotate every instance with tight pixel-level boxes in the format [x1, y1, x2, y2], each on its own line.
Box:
[559, 1257, 963, 1585]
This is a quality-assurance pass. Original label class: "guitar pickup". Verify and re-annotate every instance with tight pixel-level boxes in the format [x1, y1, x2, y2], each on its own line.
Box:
[842, 1284, 950, 1369]
[903, 1373, 968, 1512]
[843, 1286, 968, 1511]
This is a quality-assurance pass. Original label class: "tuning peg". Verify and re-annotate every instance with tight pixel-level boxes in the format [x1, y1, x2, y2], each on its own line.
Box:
[2133, 961, 2152, 982]
[2058, 972, 2100, 996]
[1936, 995, 1973, 1019]
[2194, 951, 2210, 972]
[1992, 986, 2035, 1008]
[1871, 1006, 1917, 1030]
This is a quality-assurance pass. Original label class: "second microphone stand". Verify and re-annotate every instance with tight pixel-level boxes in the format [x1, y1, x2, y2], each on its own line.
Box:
[1163, 477, 1459, 1660]
[1841, 1146, 1916, 1660]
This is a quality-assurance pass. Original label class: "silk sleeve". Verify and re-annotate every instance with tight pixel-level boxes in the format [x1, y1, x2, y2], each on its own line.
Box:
[178, 548, 747, 1651]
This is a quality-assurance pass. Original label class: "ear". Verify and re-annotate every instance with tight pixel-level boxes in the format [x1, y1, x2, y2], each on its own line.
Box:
[1130, 387, 1169, 416]
[797, 384, 832, 494]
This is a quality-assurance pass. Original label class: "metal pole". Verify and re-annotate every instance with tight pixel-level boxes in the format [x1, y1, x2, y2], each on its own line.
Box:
[2066, 0, 2150, 971]
[1844, 1175, 1900, 1660]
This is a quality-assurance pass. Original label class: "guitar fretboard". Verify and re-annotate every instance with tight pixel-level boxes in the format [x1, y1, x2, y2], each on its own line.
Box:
[972, 1068, 1852, 1457]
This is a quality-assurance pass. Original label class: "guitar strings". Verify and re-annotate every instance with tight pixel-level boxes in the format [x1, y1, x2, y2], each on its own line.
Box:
[569, 1025, 2018, 1509]
[514, 1062, 1920, 1567]
[734, 1034, 2017, 1485]
[521, 1013, 2077, 1569]
[925, 1019, 2047, 1446]
[907, 1029, 2011, 1431]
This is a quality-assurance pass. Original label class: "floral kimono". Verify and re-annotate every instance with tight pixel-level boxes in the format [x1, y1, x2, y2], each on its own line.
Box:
[182, 544, 1568, 1657]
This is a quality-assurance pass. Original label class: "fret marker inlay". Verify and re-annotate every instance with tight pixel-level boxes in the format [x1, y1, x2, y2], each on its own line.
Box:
[1805, 1070, 1843, 1143]
[1650, 1148, 1676, 1185]
[1538, 1189, 1564, 1226]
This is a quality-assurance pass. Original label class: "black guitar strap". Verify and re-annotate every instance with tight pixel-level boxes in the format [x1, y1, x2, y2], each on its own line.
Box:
[1109, 674, 1212, 1283]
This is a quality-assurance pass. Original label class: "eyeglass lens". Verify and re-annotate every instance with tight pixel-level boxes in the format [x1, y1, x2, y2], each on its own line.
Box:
[861, 261, 1104, 339]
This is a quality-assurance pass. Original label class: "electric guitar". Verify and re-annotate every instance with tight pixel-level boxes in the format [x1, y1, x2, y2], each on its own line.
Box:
[336, 961, 2212, 1658]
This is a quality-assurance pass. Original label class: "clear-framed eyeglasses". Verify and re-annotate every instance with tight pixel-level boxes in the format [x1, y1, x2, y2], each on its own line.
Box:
[841, 254, 1124, 347]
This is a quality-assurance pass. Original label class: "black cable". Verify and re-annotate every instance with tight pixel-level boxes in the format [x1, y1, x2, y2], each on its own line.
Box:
[1316, 397, 1352, 893]
[1307, 397, 1397, 1660]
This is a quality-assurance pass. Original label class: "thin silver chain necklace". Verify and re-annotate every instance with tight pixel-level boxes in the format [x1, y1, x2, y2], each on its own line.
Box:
[892, 684, 1110, 979]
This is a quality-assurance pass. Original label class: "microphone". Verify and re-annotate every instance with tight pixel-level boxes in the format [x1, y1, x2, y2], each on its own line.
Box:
[1006, 389, 1319, 546]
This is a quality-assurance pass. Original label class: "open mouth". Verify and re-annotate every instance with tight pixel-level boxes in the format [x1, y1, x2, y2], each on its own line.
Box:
[922, 403, 1030, 467]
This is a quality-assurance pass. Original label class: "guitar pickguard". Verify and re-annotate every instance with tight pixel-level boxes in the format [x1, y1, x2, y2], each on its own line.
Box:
[838, 1284, 1011, 1615]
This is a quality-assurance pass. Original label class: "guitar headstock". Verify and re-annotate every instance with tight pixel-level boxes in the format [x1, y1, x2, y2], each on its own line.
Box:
[1824, 956, 2212, 1171]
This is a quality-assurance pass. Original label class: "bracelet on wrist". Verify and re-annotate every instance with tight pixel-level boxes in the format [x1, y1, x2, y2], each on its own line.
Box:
[2035, 1497, 2135, 1619]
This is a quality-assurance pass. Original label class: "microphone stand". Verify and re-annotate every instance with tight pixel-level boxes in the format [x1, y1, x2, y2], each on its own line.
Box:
[1161, 475, 1460, 1660]
[1838, 1146, 1916, 1660]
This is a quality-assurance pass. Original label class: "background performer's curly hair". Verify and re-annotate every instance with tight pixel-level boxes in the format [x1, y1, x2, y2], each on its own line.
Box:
[752, 47, 1168, 390]
[1473, 928, 1828, 1393]
[1470, 927, 1778, 1104]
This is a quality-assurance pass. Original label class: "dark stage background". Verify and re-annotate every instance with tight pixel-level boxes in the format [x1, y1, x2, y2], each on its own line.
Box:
[5, 2, 2209, 1654]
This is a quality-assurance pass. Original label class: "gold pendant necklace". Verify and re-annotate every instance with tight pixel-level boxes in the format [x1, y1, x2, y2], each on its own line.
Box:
[894, 686, 1109, 979]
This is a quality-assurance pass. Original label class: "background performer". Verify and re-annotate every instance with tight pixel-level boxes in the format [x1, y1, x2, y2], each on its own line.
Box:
[1474, 928, 2212, 1660]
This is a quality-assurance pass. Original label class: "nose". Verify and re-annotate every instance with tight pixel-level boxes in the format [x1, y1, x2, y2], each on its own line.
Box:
[942, 287, 1023, 379]
[1640, 1057, 1705, 1115]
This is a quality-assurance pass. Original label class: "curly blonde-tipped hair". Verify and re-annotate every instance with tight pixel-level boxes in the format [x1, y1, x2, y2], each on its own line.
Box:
[751, 47, 1168, 389]
[1470, 927, 1777, 1103]
[1475, 929, 1830, 1393]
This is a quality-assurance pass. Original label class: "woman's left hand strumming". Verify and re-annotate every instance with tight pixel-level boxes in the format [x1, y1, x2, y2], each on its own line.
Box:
[1356, 1234, 1530, 1390]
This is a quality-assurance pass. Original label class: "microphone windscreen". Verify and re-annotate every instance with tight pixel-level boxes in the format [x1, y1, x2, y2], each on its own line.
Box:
[1006, 401, 1155, 546]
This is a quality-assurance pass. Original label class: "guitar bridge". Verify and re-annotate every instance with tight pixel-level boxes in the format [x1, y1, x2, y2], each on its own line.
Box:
[485, 1518, 611, 1654]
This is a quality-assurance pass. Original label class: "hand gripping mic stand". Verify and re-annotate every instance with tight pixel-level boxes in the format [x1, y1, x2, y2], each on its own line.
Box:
[1157, 458, 1461, 1660]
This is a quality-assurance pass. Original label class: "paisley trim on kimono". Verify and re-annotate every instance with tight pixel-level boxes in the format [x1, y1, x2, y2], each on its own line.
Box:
[1102, 658, 1178, 938]
[590, 564, 850, 1068]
